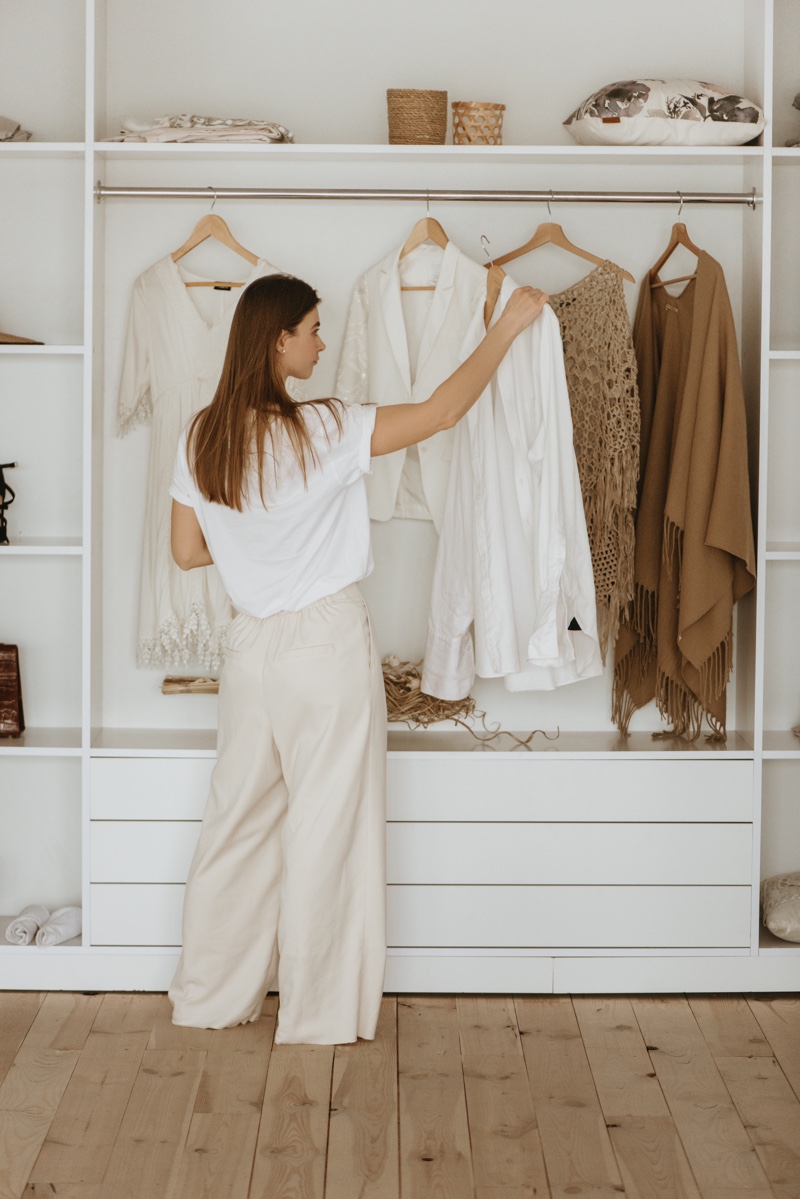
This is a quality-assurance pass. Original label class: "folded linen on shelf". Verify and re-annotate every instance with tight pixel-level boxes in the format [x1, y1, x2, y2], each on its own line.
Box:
[0, 115, 32, 142]
[35, 906, 82, 946]
[5, 904, 50, 945]
[108, 114, 294, 143]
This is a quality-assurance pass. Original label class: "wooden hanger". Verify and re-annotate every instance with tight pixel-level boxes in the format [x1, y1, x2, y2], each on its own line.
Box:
[171, 211, 259, 288]
[398, 216, 449, 291]
[650, 221, 703, 289]
[483, 263, 507, 327]
[489, 221, 635, 283]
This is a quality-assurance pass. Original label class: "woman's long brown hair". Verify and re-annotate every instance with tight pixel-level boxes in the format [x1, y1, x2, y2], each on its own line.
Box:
[187, 274, 342, 511]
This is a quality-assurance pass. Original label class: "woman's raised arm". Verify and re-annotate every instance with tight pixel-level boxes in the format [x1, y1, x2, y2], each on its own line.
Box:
[369, 285, 548, 458]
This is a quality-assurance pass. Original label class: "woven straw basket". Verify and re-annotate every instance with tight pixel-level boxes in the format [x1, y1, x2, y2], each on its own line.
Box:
[387, 89, 448, 144]
[452, 100, 506, 145]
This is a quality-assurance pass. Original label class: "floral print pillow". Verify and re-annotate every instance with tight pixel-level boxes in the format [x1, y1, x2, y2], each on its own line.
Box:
[564, 79, 765, 146]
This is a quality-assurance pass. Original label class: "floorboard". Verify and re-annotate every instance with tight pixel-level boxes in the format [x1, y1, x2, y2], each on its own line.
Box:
[0, 991, 794, 1199]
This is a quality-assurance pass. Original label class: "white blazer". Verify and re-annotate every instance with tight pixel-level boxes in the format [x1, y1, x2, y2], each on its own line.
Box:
[422, 277, 602, 698]
[334, 239, 488, 531]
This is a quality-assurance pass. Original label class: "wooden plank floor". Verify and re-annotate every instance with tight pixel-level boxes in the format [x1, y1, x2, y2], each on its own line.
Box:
[0, 993, 798, 1199]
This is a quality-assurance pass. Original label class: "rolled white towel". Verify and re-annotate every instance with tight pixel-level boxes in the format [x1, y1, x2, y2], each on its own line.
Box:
[35, 906, 82, 947]
[5, 904, 50, 945]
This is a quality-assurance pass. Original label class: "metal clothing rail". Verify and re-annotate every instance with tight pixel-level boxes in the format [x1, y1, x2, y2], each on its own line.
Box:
[94, 184, 762, 206]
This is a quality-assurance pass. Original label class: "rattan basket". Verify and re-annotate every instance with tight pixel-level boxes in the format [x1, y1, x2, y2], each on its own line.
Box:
[387, 89, 447, 145]
[451, 100, 506, 145]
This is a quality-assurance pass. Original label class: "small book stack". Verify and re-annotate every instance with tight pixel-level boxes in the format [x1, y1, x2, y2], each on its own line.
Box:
[0, 644, 24, 736]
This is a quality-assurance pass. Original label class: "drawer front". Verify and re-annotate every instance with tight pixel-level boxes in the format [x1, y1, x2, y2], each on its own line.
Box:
[91, 881, 751, 950]
[387, 885, 751, 948]
[91, 758, 213, 819]
[91, 884, 184, 946]
[91, 821, 201, 882]
[91, 820, 751, 892]
[387, 759, 753, 822]
[387, 823, 752, 885]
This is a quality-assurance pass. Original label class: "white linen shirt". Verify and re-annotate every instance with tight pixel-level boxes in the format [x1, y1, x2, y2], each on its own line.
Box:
[421, 279, 602, 698]
[170, 402, 376, 618]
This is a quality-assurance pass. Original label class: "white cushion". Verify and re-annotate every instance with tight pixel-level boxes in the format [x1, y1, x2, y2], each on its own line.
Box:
[761, 871, 800, 943]
[564, 79, 765, 146]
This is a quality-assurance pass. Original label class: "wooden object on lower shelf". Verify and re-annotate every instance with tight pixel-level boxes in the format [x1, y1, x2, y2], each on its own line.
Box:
[161, 675, 219, 695]
[0, 643, 24, 736]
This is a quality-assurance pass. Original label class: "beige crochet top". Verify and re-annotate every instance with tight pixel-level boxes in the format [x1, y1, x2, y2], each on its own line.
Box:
[548, 261, 640, 661]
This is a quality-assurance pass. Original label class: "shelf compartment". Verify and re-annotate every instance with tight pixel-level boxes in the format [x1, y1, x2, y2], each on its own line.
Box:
[0, 557, 83, 729]
[0, 915, 81, 951]
[762, 563, 800, 731]
[0, 728, 82, 756]
[765, 363, 800, 544]
[763, 730, 800, 757]
[759, 926, 800, 954]
[0, 357, 84, 543]
[0, 1, 85, 143]
[0, 758, 82, 918]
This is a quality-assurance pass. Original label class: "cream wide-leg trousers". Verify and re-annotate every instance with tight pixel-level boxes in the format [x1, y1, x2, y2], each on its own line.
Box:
[168, 583, 388, 1044]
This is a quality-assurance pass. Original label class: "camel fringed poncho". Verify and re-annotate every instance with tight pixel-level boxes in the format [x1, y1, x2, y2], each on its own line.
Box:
[612, 250, 756, 741]
[549, 262, 640, 662]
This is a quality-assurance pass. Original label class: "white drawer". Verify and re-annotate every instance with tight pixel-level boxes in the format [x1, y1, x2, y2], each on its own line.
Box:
[387, 759, 753, 822]
[387, 823, 752, 885]
[90, 881, 751, 950]
[91, 821, 201, 882]
[91, 758, 213, 819]
[387, 885, 751, 948]
[91, 884, 185, 946]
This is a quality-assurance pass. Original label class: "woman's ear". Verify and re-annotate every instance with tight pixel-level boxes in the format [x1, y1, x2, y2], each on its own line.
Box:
[277, 330, 290, 355]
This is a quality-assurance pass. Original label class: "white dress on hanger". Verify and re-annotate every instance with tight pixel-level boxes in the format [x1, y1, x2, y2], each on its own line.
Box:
[118, 254, 302, 671]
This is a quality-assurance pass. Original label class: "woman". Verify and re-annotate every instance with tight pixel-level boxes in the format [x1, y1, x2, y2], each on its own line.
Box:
[167, 273, 548, 1044]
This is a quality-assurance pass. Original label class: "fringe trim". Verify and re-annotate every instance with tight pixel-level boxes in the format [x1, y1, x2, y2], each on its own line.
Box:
[629, 583, 658, 646]
[663, 514, 683, 583]
[611, 649, 639, 736]
[698, 628, 733, 703]
[137, 604, 229, 672]
[117, 395, 153, 438]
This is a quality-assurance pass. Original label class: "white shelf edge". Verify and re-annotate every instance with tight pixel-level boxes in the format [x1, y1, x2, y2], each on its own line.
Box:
[92, 140, 766, 160]
[0, 142, 85, 156]
[768, 349, 800, 359]
[0, 345, 84, 356]
[0, 541, 83, 556]
[0, 728, 82, 756]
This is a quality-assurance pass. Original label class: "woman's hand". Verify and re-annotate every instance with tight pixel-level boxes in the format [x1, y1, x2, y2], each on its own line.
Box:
[495, 285, 550, 336]
[370, 283, 550, 458]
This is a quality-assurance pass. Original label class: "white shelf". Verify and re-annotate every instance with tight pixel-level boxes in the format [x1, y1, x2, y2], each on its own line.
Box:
[93, 141, 765, 165]
[762, 730, 800, 757]
[87, 727, 754, 759]
[0, 917, 81, 951]
[0, 728, 82, 756]
[759, 926, 800, 954]
[765, 543, 800, 559]
[0, 345, 84, 356]
[0, 143, 85, 158]
[0, 538, 83, 556]
[769, 349, 800, 359]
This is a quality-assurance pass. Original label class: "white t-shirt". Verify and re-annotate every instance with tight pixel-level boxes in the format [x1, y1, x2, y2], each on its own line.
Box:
[169, 401, 377, 618]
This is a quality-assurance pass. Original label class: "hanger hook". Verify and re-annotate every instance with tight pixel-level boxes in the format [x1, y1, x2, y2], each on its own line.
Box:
[750, 185, 757, 211]
[426, 190, 430, 218]
[677, 190, 684, 220]
[208, 185, 217, 214]
[547, 189, 553, 219]
[480, 233, 494, 268]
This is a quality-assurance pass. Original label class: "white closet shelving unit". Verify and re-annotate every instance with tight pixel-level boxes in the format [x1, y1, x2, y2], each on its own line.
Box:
[1, 0, 799, 992]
